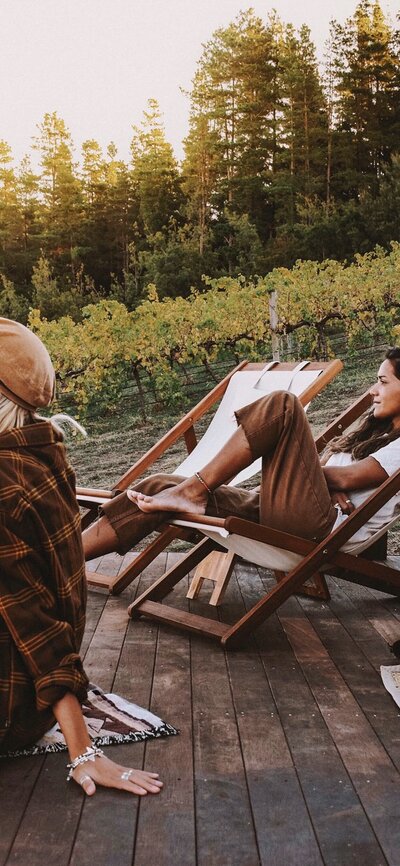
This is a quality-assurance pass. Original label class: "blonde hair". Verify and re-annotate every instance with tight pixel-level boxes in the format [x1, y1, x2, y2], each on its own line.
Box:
[0, 395, 86, 438]
[0, 395, 33, 433]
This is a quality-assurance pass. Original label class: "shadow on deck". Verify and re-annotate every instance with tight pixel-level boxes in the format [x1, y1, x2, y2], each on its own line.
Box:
[1, 551, 400, 866]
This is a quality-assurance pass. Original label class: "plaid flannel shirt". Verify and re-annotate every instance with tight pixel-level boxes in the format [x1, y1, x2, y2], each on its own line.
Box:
[0, 420, 88, 751]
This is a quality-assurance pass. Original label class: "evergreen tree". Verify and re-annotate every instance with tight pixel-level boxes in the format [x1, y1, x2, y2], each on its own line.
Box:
[184, 11, 277, 231]
[32, 112, 83, 273]
[182, 84, 219, 256]
[130, 99, 183, 236]
[0, 141, 22, 277]
[104, 142, 140, 284]
[274, 25, 329, 228]
[329, 0, 400, 199]
[16, 155, 42, 288]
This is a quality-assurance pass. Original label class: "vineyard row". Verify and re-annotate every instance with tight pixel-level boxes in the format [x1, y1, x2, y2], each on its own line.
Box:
[31, 244, 400, 416]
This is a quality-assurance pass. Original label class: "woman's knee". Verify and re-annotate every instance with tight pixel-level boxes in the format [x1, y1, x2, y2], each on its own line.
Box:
[264, 390, 300, 413]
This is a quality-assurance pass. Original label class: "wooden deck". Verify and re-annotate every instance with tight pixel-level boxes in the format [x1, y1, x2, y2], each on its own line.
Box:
[1, 551, 400, 866]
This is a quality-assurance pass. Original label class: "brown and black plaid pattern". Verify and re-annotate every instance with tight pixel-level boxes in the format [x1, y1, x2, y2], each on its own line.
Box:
[0, 421, 88, 752]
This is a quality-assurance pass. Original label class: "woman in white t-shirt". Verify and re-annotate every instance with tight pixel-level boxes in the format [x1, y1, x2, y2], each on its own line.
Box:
[83, 348, 400, 561]
[322, 433, 400, 551]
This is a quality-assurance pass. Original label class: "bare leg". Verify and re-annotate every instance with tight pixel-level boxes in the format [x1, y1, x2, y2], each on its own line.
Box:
[132, 426, 252, 514]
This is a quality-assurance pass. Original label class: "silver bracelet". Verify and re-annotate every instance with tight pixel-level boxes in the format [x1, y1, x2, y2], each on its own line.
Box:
[66, 745, 105, 781]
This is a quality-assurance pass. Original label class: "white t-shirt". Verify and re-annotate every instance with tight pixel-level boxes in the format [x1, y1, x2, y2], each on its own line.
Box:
[327, 436, 400, 552]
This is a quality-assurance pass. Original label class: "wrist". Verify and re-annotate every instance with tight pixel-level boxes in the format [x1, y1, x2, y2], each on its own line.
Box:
[66, 745, 105, 781]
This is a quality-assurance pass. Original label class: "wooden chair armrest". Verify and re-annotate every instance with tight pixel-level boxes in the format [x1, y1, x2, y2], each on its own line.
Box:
[76, 486, 113, 499]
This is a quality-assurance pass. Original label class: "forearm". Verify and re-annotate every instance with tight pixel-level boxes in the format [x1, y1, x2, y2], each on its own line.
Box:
[52, 691, 91, 760]
[323, 456, 388, 492]
[323, 465, 350, 491]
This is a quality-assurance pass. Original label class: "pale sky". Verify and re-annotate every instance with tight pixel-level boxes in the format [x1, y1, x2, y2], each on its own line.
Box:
[1, 0, 399, 165]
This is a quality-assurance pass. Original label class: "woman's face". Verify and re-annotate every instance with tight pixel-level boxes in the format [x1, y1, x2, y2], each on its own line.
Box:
[370, 359, 400, 427]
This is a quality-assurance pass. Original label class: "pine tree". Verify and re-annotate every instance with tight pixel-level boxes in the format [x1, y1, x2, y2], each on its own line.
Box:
[273, 24, 329, 228]
[16, 155, 42, 288]
[329, 1, 400, 199]
[182, 80, 219, 256]
[32, 112, 83, 273]
[130, 99, 183, 237]
[104, 142, 139, 282]
[0, 141, 22, 275]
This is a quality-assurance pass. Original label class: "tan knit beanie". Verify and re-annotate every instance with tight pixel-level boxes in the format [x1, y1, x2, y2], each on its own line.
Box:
[0, 318, 56, 410]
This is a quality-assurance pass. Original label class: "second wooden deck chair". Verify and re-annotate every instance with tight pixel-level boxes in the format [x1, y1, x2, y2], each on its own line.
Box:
[79, 358, 342, 594]
[127, 389, 400, 648]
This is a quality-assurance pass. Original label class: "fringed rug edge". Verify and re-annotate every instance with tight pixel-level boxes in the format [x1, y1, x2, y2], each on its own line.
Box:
[0, 722, 179, 760]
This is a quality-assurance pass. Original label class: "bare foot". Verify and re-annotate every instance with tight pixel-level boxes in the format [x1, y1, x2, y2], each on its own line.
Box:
[127, 477, 208, 514]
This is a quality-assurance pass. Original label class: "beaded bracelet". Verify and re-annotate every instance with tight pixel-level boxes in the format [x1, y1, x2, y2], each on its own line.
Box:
[195, 471, 212, 496]
[66, 745, 105, 781]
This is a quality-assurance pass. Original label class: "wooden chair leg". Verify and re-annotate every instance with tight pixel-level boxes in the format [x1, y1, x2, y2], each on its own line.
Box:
[128, 537, 217, 618]
[187, 551, 236, 606]
[300, 572, 330, 601]
[87, 525, 187, 594]
[274, 570, 330, 601]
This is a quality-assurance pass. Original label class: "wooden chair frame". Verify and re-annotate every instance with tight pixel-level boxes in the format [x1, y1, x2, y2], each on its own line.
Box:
[127, 389, 400, 648]
[79, 359, 342, 594]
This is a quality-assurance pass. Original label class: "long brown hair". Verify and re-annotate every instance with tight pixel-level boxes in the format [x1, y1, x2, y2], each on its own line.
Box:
[325, 347, 400, 460]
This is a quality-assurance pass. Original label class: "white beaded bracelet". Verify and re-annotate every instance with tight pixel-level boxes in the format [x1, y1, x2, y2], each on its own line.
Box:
[66, 745, 105, 781]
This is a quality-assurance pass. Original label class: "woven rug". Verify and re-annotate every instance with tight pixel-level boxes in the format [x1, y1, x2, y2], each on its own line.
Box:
[1, 684, 178, 758]
[381, 665, 400, 708]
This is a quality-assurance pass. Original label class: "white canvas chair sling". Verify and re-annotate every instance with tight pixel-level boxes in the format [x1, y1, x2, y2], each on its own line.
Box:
[176, 360, 317, 485]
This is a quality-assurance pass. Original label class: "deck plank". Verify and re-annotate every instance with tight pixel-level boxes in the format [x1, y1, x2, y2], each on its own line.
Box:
[237, 563, 385, 866]
[183, 559, 263, 866]
[191, 637, 261, 866]
[329, 576, 400, 649]
[276, 591, 400, 866]
[0, 757, 46, 866]
[133, 553, 196, 866]
[69, 554, 168, 866]
[299, 579, 400, 767]
[223, 563, 324, 866]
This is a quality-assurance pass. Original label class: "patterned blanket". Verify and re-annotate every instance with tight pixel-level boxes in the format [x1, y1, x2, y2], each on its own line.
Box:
[1, 684, 178, 758]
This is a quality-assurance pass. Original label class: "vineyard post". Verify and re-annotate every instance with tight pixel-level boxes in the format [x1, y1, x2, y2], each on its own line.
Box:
[133, 364, 147, 421]
[268, 290, 280, 361]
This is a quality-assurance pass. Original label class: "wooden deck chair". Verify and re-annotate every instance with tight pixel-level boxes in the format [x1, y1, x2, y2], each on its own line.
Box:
[78, 358, 342, 594]
[127, 388, 400, 648]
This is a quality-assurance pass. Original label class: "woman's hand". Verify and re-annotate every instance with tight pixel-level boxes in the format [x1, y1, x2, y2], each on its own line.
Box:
[71, 752, 163, 797]
[331, 491, 355, 515]
[53, 692, 163, 797]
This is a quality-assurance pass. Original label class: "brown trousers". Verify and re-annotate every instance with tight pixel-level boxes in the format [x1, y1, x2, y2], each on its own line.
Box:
[102, 391, 338, 554]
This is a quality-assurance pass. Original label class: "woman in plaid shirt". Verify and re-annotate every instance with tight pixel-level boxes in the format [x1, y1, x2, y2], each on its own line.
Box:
[0, 318, 162, 798]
